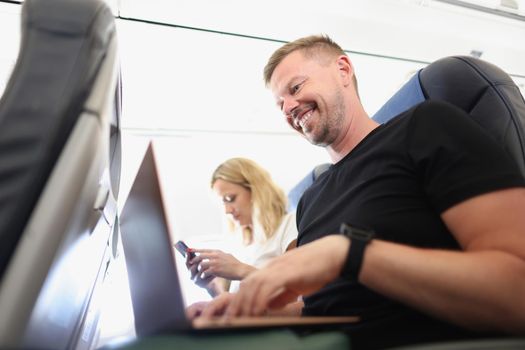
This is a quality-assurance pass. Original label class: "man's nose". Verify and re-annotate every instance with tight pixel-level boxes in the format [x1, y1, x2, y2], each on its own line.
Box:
[283, 96, 299, 118]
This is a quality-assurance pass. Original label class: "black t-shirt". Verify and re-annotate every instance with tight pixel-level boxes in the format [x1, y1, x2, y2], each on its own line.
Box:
[296, 100, 525, 348]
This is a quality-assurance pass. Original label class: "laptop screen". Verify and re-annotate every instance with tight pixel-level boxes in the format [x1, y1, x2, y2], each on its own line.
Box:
[119, 142, 191, 336]
[119, 142, 360, 335]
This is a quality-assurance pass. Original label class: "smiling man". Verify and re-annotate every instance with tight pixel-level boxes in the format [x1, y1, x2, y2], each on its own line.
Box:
[197, 35, 525, 349]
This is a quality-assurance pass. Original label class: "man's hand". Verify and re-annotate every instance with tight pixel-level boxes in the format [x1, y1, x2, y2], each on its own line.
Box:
[224, 235, 350, 317]
[197, 292, 236, 318]
[186, 301, 210, 319]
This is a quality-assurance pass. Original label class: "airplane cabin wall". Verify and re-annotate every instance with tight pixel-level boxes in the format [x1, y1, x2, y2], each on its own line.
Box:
[1, 0, 524, 244]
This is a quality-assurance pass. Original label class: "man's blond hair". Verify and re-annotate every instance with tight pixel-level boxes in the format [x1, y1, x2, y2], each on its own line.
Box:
[263, 34, 359, 96]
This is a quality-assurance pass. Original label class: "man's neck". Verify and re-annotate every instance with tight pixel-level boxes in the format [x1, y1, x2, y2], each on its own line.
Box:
[328, 115, 380, 163]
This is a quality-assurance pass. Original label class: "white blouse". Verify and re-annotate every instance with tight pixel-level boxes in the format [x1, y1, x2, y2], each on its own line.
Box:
[229, 212, 298, 292]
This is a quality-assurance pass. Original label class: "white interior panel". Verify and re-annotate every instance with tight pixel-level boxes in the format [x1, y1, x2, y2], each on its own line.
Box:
[119, 0, 525, 76]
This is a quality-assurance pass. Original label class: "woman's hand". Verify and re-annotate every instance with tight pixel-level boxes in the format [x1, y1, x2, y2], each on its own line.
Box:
[188, 249, 256, 281]
[185, 253, 215, 288]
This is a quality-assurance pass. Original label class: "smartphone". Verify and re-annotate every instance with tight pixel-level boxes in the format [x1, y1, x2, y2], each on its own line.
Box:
[174, 240, 196, 259]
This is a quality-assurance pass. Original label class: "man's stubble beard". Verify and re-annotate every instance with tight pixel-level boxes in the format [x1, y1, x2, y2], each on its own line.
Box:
[308, 90, 346, 148]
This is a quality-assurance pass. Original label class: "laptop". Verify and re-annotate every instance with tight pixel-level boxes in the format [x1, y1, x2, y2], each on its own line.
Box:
[119, 142, 358, 336]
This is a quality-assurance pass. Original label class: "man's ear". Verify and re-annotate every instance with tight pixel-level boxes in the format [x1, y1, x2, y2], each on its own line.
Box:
[336, 55, 353, 87]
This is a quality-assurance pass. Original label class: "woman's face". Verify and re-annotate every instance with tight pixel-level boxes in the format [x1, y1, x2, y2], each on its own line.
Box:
[212, 179, 253, 227]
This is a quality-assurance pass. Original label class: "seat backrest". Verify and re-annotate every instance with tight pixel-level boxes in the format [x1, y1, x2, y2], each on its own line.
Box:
[288, 163, 331, 212]
[0, 0, 120, 348]
[372, 56, 525, 177]
[371, 72, 426, 124]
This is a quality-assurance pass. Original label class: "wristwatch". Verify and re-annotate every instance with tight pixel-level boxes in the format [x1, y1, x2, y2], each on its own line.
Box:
[339, 223, 375, 282]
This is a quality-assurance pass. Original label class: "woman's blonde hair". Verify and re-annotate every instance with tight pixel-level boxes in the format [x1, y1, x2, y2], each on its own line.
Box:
[211, 158, 287, 244]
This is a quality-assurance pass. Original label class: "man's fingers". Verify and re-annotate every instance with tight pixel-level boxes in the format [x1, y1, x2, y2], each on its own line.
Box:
[249, 279, 286, 315]
[268, 289, 300, 309]
[226, 274, 271, 316]
[227, 267, 296, 317]
[200, 293, 232, 318]
[186, 301, 208, 319]
[224, 290, 243, 317]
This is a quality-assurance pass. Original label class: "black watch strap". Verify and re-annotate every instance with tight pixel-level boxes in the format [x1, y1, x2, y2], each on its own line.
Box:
[339, 223, 374, 282]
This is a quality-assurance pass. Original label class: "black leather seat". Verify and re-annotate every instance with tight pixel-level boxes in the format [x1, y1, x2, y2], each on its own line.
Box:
[287, 163, 331, 212]
[0, 0, 121, 348]
[372, 56, 525, 176]
[371, 56, 525, 350]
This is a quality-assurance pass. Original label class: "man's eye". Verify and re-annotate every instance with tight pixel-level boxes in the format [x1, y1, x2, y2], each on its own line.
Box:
[291, 84, 301, 94]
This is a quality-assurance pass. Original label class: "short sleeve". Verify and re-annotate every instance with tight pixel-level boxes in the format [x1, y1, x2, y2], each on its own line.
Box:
[279, 212, 299, 252]
[407, 101, 525, 212]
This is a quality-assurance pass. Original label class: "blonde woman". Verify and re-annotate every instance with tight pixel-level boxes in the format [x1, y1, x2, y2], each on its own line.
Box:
[186, 157, 297, 298]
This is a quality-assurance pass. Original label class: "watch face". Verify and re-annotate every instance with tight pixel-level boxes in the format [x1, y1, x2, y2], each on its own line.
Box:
[340, 223, 375, 241]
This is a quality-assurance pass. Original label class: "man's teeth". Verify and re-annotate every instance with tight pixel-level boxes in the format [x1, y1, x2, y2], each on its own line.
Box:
[298, 110, 313, 129]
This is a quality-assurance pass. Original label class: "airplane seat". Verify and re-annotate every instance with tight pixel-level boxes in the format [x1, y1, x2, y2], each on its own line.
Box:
[287, 163, 331, 212]
[371, 57, 525, 349]
[0, 0, 121, 348]
[372, 55, 525, 176]
[370, 72, 425, 124]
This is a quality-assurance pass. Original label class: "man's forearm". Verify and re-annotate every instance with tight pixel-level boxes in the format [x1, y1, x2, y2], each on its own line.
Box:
[266, 300, 304, 317]
[360, 239, 525, 333]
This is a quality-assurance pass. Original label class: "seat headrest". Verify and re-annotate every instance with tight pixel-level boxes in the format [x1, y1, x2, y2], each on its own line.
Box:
[371, 56, 525, 176]
[420, 56, 525, 176]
